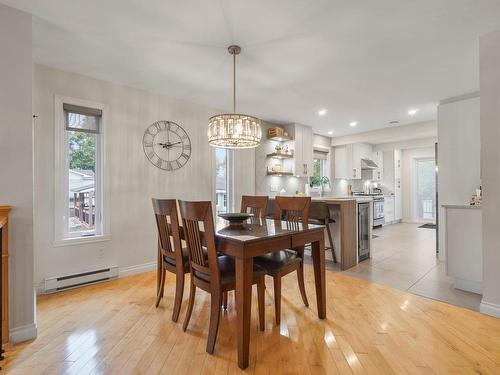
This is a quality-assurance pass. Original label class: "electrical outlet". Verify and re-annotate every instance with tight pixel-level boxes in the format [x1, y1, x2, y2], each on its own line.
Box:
[98, 248, 104, 258]
[270, 184, 279, 192]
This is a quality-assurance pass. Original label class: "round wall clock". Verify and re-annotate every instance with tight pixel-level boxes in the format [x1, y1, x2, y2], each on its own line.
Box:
[142, 121, 191, 171]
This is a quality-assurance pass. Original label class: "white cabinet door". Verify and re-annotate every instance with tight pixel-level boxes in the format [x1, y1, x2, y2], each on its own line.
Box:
[384, 197, 395, 223]
[349, 144, 361, 179]
[293, 124, 303, 176]
[302, 125, 313, 178]
[394, 149, 402, 220]
[372, 151, 384, 181]
[334, 146, 348, 179]
[293, 124, 313, 177]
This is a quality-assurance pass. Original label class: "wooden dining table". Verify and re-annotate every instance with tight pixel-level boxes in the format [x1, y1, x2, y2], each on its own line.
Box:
[212, 216, 326, 369]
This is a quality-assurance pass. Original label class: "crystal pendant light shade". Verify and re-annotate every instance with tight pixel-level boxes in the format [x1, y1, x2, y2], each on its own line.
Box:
[208, 113, 262, 149]
[208, 45, 262, 149]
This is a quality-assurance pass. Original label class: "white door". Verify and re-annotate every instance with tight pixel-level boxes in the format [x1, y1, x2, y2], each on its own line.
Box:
[394, 149, 402, 220]
[415, 158, 436, 222]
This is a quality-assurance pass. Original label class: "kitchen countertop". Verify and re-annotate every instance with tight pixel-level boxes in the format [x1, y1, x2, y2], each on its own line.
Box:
[310, 195, 373, 203]
[442, 204, 482, 209]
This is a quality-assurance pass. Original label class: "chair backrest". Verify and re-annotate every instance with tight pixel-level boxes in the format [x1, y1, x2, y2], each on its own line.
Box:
[274, 196, 311, 230]
[152, 198, 183, 267]
[309, 201, 329, 221]
[178, 200, 220, 285]
[241, 195, 269, 220]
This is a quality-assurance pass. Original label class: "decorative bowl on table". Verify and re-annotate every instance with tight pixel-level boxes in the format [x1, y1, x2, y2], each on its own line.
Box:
[218, 212, 253, 227]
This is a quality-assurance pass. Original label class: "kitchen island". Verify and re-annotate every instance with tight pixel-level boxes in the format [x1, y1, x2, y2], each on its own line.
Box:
[270, 196, 372, 270]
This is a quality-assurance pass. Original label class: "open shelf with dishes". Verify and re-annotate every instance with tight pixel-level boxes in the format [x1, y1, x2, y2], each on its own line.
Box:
[264, 126, 297, 177]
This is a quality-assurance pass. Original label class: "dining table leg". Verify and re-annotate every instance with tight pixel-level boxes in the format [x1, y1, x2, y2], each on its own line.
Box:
[235, 255, 253, 370]
[311, 237, 326, 319]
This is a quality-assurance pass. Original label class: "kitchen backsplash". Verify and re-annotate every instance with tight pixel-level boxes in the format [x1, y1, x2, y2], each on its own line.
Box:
[330, 178, 394, 195]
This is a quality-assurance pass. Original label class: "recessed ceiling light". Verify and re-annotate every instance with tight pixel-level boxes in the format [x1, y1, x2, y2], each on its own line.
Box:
[327, 131, 334, 135]
[349, 121, 358, 127]
[408, 109, 418, 116]
[318, 109, 327, 116]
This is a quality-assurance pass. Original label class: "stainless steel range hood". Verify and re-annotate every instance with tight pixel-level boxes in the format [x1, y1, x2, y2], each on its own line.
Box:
[361, 158, 379, 169]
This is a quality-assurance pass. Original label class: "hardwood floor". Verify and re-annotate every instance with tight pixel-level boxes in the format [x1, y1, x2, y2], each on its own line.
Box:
[3, 265, 500, 374]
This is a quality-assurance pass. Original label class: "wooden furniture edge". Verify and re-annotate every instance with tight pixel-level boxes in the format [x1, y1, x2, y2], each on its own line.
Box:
[0, 205, 10, 345]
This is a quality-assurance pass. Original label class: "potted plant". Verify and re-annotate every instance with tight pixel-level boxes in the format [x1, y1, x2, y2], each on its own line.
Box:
[310, 176, 330, 196]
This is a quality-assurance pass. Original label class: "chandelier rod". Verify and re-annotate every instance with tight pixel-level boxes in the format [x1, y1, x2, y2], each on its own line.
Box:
[233, 50, 236, 113]
[228, 45, 241, 114]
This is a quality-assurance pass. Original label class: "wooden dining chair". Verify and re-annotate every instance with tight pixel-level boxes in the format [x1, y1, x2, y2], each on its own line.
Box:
[254, 196, 311, 324]
[240, 195, 269, 220]
[152, 198, 188, 322]
[178, 200, 266, 354]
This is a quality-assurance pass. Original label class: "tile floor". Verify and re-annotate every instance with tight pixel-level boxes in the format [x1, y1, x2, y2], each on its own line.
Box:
[328, 223, 482, 311]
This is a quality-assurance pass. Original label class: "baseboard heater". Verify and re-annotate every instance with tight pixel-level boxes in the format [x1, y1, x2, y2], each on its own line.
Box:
[44, 266, 119, 294]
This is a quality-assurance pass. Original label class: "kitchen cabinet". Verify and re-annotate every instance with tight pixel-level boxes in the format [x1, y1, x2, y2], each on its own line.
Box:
[334, 146, 348, 179]
[444, 206, 482, 293]
[292, 124, 313, 177]
[384, 196, 395, 223]
[372, 151, 384, 181]
[334, 143, 372, 180]
[394, 149, 402, 221]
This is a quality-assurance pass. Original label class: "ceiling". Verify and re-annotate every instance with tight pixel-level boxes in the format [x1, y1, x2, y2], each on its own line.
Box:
[3, 0, 500, 136]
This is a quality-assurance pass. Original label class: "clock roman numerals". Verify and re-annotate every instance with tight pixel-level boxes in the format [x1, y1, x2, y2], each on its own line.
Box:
[143, 121, 191, 171]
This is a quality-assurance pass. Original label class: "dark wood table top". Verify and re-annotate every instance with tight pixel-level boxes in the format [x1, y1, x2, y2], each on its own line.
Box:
[214, 217, 324, 244]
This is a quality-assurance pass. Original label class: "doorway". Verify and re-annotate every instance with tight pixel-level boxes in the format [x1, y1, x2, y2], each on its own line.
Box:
[415, 158, 436, 222]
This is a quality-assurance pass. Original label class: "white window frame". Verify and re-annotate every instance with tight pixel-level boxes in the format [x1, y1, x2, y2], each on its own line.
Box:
[213, 148, 234, 213]
[54, 95, 109, 246]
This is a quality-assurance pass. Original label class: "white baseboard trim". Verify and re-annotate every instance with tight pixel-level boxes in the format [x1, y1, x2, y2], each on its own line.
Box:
[119, 261, 157, 277]
[10, 323, 37, 343]
[480, 300, 500, 318]
[454, 279, 482, 294]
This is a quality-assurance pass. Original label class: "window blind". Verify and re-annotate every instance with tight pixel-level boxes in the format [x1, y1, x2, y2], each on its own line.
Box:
[64, 103, 101, 133]
[313, 148, 328, 160]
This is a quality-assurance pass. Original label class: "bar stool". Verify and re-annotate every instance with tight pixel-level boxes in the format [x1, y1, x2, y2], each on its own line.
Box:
[309, 201, 337, 263]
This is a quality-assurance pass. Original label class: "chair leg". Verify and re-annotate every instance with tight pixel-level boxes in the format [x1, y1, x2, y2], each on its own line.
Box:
[257, 278, 265, 331]
[155, 267, 166, 308]
[297, 261, 309, 307]
[222, 291, 228, 311]
[326, 221, 337, 263]
[182, 281, 196, 332]
[206, 290, 222, 354]
[171, 272, 184, 322]
[273, 276, 282, 325]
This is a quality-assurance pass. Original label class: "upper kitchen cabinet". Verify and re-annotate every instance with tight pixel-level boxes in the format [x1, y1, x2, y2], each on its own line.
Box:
[334, 143, 372, 179]
[293, 124, 313, 177]
[373, 151, 384, 180]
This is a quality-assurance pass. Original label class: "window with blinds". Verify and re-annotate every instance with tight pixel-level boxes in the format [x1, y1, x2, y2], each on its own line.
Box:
[312, 148, 329, 185]
[62, 103, 103, 238]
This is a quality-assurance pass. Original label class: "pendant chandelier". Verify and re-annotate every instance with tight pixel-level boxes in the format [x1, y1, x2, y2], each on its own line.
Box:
[208, 45, 262, 149]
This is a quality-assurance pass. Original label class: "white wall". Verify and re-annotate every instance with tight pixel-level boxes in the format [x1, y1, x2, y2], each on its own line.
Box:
[401, 146, 435, 223]
[479, 30, 500, 318]
[437, 95, 481, 261]
[33, 64, 254, 290]
[233, 149, 256, 211]
[0, 4, 35, 342]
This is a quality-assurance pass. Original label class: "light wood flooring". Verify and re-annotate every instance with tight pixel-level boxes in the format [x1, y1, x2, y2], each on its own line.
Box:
[3, 265, 500, 374]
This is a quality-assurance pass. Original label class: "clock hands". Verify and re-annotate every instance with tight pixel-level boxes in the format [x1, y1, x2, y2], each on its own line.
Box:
[156, 141, 182, 149]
